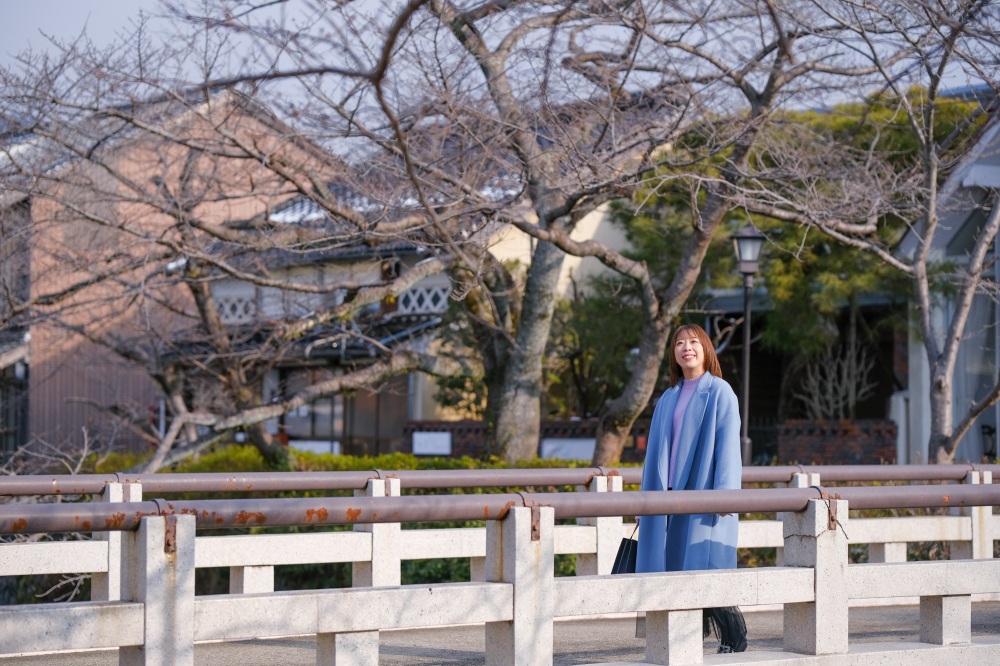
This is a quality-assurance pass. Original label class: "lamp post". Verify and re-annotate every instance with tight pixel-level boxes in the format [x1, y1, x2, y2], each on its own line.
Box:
[732, 225, 765, 466]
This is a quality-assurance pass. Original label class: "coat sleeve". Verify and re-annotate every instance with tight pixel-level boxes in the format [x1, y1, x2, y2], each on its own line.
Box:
[640, 395, 669, 492]
[712, 382, 742, 492]
[636, 393, 671, 573]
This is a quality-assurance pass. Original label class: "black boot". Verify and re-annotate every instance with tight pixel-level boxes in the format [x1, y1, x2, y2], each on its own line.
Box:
[705, 606, 748, 653]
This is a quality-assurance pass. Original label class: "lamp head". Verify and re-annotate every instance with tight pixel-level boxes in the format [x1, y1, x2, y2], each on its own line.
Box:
[732, 225, 765, 276]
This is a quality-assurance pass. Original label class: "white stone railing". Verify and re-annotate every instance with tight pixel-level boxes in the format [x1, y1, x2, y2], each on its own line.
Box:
[0, 474, 997, 664]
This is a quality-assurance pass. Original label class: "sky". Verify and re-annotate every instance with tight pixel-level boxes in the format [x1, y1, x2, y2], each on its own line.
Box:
[0, 1, 162, 70]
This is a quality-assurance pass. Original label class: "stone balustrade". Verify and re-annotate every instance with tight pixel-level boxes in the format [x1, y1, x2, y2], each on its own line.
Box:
[0, 472, 996, 664]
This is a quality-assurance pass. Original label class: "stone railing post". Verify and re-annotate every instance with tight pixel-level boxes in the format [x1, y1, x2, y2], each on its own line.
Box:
[317, 478, 401, 665]
[921, 473, 982, 647]
[351, 478, 401, 587]
[920, 594, 971, 645]
[227, 471, 275, 593]
[575, 474, 624, 575]
[92, 482, 141, 601]
[485, 505, 555, 666]
[230, 563, 275, 594]
[644, 608, 702, 665]
[868, 540, 907, 563]
[120, 514, 196, 666]
[782, 498, 849, 655]
[952, 471, 993, 560]
[775, 473, 820, 566]
[470, 556, 486, 582]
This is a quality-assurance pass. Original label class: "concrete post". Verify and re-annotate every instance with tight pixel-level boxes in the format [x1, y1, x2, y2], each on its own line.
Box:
[92, 482, 142, 601]
[920, 594, 972, 645]
[120, 514, 196, 666]
[485, 505, 555, 666]
[868, 541, 907, 563]
[230, 565, 275, 594]
[575, 474, 624, 575]
[790, 473, 821, 488]
[782, 498, 849, 655]
[318, 479, 401, 665]
[470, 557, 486, 582]
[867, 469, 905, 563]
[317, 632, 381, 666]
[351, 478, 401, 587]
[952, 471, 993, 560]
[645, 609, 702, 665]
[775, 473, 820, 566]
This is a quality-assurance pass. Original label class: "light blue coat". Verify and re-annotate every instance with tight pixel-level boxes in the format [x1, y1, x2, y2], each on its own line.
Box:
[636, 372, 742, 573]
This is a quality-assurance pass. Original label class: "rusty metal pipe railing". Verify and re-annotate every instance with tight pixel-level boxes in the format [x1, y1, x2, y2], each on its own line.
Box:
[0, 468, 639, 496]
[0, 500, 162, 534]
[2, 464, 998, 497]
[761, 463, 1000, 483]
[1, 484, 997, 535]
[0, 471, 374, 496]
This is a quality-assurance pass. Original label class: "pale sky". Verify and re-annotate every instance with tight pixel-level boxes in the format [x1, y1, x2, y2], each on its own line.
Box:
[0, 1, 163, 69]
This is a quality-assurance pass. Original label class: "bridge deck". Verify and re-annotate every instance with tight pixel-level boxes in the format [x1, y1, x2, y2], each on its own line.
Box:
[5, 602, 999, 665]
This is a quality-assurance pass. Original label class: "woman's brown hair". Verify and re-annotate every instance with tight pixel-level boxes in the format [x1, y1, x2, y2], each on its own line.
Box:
[668, 324, 723, 387]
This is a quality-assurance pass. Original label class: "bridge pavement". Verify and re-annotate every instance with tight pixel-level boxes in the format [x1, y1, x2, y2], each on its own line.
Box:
[5, 602, 1000, 665]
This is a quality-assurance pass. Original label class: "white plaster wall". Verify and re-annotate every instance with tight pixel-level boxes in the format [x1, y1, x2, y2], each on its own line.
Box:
[487, 202, 629, 297]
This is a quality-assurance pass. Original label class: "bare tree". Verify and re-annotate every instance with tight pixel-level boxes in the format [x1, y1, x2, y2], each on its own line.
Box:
[5, 0, 977, 467]
[0, 45, 461, 468]
[728, 0, 1000, 463]
[165, 0, 924, 463]
[794, 343, 878, 420]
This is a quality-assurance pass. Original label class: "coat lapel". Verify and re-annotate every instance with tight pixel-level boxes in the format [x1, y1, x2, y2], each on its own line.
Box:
[656, 386, 681, 490]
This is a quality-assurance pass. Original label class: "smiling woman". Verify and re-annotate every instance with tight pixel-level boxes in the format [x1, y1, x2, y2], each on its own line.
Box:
[636, 323, 746, 653]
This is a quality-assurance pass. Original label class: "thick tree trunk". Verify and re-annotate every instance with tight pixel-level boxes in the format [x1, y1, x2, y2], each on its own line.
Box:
[494, 238, 566, 462]
[592, 326, 670, 465]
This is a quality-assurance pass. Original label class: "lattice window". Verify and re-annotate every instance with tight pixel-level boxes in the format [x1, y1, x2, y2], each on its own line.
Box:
[398, 286, 449, 314]
[216, 295, 258, 324]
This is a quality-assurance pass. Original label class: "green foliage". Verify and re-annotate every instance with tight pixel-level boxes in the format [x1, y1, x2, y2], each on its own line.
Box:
[430, 259, 527, 420]
[433, 372, 488, 420]
[170, 445, 271, 473]
[541, 180, 741, 416]
[608, 186, 741, 296]
[430, 300, 489, 419]
[783, 89, 986, 172]
[750, 91, 982, 357]
[402, 557, 471, 584]
[88, 450, 149, 473]
[544, 297, 639, 417]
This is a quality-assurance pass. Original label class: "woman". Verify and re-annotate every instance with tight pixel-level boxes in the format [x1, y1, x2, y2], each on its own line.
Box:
[635, 323, 746, 653]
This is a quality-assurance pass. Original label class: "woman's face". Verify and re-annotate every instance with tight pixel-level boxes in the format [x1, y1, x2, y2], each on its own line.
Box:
[674, 330, 706, 380]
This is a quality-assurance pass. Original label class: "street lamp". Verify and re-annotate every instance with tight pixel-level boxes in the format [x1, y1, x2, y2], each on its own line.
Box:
[732, 225, 765, 466]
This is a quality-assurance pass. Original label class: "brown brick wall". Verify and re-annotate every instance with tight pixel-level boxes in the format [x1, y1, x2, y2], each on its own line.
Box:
[777, 419, 897, 465]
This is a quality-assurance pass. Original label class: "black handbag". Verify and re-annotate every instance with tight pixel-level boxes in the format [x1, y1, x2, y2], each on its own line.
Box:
[611, 524, 638, 574]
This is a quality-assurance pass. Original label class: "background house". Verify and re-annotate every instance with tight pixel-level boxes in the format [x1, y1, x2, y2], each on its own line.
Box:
[254, 197, 633, 457]
[1, 90, 640, 462]
[202, 193, 453, 456]
[0, 93, 336, 455]
[895, 120, 1000, 464]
